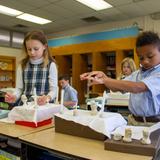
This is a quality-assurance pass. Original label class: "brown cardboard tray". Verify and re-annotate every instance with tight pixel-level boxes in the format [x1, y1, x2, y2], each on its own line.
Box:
[54, 115, 106, 141]
[104, 129, 160, 156]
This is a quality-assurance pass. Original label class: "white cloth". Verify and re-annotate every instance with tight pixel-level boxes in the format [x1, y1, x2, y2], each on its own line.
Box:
[55, 110, 127, 138]
[8, 103, 61, 124]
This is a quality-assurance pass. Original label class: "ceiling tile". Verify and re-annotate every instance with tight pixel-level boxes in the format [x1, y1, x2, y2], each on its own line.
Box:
[16, 0, 51, 8]
[55, 0, 95, 14]
[0, 0, 159, 34]
[117, 3, 149, 18]
[43, 3, 76, 18]
[136, 0, 160, 14]
[0, 0, 35, 12]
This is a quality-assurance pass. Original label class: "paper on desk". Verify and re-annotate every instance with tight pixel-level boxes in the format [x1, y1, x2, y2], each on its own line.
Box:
[0, 117, 14, 123]
[111, 122, 160, 140]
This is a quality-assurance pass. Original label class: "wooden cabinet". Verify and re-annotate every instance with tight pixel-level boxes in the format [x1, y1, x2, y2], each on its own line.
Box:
[0, 56, 16, 88]
[54, 53, 91, 104]
[51, 37, 138, 104]
[55, 55, 72, 76]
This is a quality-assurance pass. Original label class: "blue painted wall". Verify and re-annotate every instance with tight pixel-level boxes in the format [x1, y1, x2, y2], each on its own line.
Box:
[48, 26, 139, 47]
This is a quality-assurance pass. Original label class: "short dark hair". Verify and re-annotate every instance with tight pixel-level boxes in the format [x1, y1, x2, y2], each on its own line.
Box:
[58, 75, 70, 81]
[136, 31, 160, 49]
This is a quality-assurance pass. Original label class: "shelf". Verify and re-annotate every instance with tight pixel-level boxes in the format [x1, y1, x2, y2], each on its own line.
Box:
[0, 69, 15, 72]
[0, 80, 14, 83]
[106, 66, 116, 71]
[0, 56, 16, 88]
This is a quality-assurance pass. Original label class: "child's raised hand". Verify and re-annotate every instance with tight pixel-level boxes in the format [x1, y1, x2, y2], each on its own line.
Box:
[80, 71, 107, 86]
[80, 72, 90, 80]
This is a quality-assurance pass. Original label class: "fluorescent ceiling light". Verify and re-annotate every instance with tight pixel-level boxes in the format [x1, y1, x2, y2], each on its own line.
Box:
[17, 13, 52, 25]
[12, 37, 24, 44]
[0, 35, 10, 42]
[75, 0, 112, 11]
[0, 5, 23, 16]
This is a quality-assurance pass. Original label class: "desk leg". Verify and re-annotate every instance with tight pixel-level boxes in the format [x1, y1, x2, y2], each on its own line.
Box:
[21, 143, 27, 160]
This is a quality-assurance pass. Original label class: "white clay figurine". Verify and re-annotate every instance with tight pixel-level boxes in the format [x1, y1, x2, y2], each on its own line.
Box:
[141, 129, 151, 145]
[123, 128, 132, 142]
[21, 94, 28, 106]
[60, 89, 64, 114]
[113, 133, 122, 141]
[55, 86, 59, 104]
[90, 101, 98, 115]
[73, 106, 78, 116]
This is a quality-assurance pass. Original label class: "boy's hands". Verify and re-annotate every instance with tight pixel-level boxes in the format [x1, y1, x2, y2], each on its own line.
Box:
[80, 71, 107, 86]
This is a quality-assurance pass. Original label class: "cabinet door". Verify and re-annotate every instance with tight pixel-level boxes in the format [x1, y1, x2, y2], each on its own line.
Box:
[72, 54, 90, 104]
[92, 52, 109, 93]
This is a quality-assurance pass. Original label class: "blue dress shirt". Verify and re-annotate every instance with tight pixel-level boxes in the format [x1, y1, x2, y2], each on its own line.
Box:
[63, 84, 78, 104]
[125, 64, 160, 116]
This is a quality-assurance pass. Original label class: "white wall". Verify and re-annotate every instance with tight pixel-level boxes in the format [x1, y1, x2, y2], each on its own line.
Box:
[48, 15, 160, 39]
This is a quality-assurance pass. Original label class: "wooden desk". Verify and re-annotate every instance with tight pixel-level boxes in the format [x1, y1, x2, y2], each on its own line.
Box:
[0, 122, 54, 160]
[20, 128, 152, 160]
[0, 122, 54, 138]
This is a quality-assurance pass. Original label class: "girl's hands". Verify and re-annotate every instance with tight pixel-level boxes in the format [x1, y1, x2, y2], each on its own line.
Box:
[37, 95, 51, 105]
[5, 92, 16, 103]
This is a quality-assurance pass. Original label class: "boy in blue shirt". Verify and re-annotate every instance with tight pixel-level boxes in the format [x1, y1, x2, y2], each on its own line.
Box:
[80, 31, 160, 126]
[59, 75, 78, 108]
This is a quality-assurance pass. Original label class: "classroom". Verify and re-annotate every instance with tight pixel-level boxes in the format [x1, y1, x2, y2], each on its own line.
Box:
[0, 0, 160, 159]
